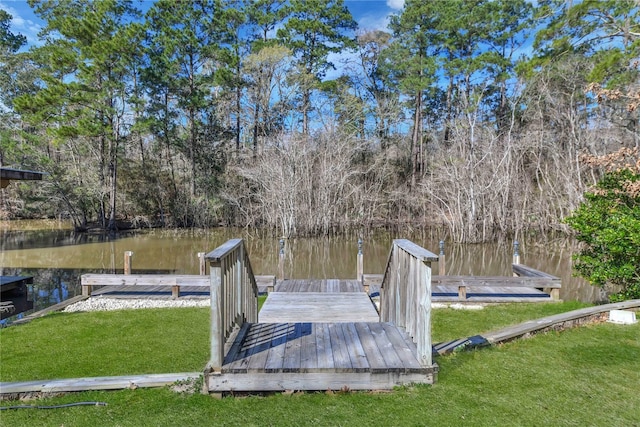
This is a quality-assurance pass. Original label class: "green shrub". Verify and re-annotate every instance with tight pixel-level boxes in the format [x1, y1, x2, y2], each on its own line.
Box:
[565, 169, 640, 301]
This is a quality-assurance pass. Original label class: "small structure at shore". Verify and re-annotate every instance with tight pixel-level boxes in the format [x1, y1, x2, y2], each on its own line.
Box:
[0, 276, 34, 320]
[1, 167, 44, 320]
[0, 167, 44, 189]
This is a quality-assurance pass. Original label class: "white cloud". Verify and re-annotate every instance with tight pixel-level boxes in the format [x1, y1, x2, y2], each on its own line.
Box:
[358, 13, 392, 33]
[0, 1, 43, 47]
[386, 0, 405, 10]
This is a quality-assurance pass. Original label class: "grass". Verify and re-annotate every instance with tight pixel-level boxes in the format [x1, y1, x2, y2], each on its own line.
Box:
[0, 308, 210, 381]
[1, 302, 639, 426]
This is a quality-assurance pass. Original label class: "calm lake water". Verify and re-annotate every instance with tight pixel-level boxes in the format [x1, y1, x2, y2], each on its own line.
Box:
[0, 220, 604, 319]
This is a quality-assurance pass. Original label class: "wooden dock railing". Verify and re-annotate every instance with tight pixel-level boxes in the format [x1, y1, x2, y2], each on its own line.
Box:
[205, 239, 259, 372]
[380, 239, 438, 367]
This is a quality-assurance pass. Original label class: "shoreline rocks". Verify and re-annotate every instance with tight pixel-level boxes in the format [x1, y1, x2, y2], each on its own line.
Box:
[64, 297, 209, 312]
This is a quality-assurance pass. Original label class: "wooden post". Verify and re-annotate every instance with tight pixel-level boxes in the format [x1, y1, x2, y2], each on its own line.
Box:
[82, 284, 92, 297]
[171, 277, 180, 299]
[357, 238, 364, 285]
[513, 241, 520, 277]
[418, 259, 433, 367]
[438, 240, 446, 276]
[198, 252, 206, 275]
[124, 251, 133, 275]
[458, 285, 467, 300]
[209, 260, 224, 371]
[278, 239, 285, 280]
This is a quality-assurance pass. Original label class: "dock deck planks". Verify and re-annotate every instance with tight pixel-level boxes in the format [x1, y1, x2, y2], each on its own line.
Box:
[275, 279, 363, 293]
[258, 291, 379, 323]
[212, 321, 437, 391]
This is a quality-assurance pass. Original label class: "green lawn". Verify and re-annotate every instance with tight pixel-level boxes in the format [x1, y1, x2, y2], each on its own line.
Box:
[1, 302, 639, 426]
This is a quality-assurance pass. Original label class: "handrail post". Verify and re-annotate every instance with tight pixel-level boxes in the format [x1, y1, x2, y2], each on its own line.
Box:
[418, 258, 433, 367]
[438, 240, 446, 276]
[124, 251, 133, 275]
[236, 244, 243, 323]
[208, 257, 224, 371]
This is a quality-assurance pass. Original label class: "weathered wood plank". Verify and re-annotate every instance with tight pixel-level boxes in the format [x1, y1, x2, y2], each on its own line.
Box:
[354, 323, 388, 373]
[207, 370, 438, 392]
[314, 323, 334, 370]
[1, 373, 201, 394]
[282, 323, 308, 372]
[380, 323, 423, 371]
[205, 239, 242, 262]
[226, 323, 257, 373]
[263, 324, 289, 373]
[299, 323, 318, 372]
[224, 323, 251, 365]
[512, 264, 559, 279]
[341, 323, 369, 372]
[434, 275, 561, 288]
[328, 323, 353, 371]
[393, 239, 439, 262]
[366, 322, 404, 370]
[10, 295, 90, 326]
[245, 323, 279, 372]
[81, 274, 210, 287]
[483, 299, 640, 343]
[275, 279, 365, 293]
[258, 292, 379, 323]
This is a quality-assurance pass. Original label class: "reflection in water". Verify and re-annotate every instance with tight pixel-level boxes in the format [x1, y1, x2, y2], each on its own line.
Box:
[0, 222, 605, 323]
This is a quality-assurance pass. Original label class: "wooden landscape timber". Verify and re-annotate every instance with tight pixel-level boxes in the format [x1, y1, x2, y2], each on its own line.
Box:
[9, 295, 89, 326]
[433, 299, 640, 356]
[0, 373, 202, 396]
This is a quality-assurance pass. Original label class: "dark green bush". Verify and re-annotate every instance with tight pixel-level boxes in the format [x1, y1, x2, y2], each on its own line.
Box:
[565, 169, 640, 302]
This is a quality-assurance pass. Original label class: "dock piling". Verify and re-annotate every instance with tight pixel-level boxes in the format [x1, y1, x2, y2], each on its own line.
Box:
[357, 238, 364, 287]
[198, 252, 206, 275]
[278, 239, 285, 280]
[439, 240, 446, 276]
[124, 251, 134, 275]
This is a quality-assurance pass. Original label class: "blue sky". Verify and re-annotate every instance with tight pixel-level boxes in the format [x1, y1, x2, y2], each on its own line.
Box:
[1, 0, 404, 48]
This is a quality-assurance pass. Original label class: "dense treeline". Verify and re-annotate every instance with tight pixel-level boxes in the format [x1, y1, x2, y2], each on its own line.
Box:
[0, 0, 638, 242]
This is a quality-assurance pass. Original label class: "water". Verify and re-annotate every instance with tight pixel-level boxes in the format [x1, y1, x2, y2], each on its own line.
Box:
[0, 220, 604, 322]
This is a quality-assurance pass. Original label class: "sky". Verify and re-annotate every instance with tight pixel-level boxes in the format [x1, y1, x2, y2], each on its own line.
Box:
[1, 0, 405, 48]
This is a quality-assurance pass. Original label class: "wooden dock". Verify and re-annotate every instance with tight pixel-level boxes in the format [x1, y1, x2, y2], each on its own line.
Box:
[1, 276, 34, 320]
[69, 238, 563, 393]
[4, 299, 637, 396]
[211, 321, 436, 392]
[259, 279, 378, 323]
[201, 239, 438, 393]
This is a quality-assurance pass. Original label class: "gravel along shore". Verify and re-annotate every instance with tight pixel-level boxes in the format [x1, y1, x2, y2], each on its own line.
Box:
[63, 297, 485, 313]
[64, 297, 210, 312]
